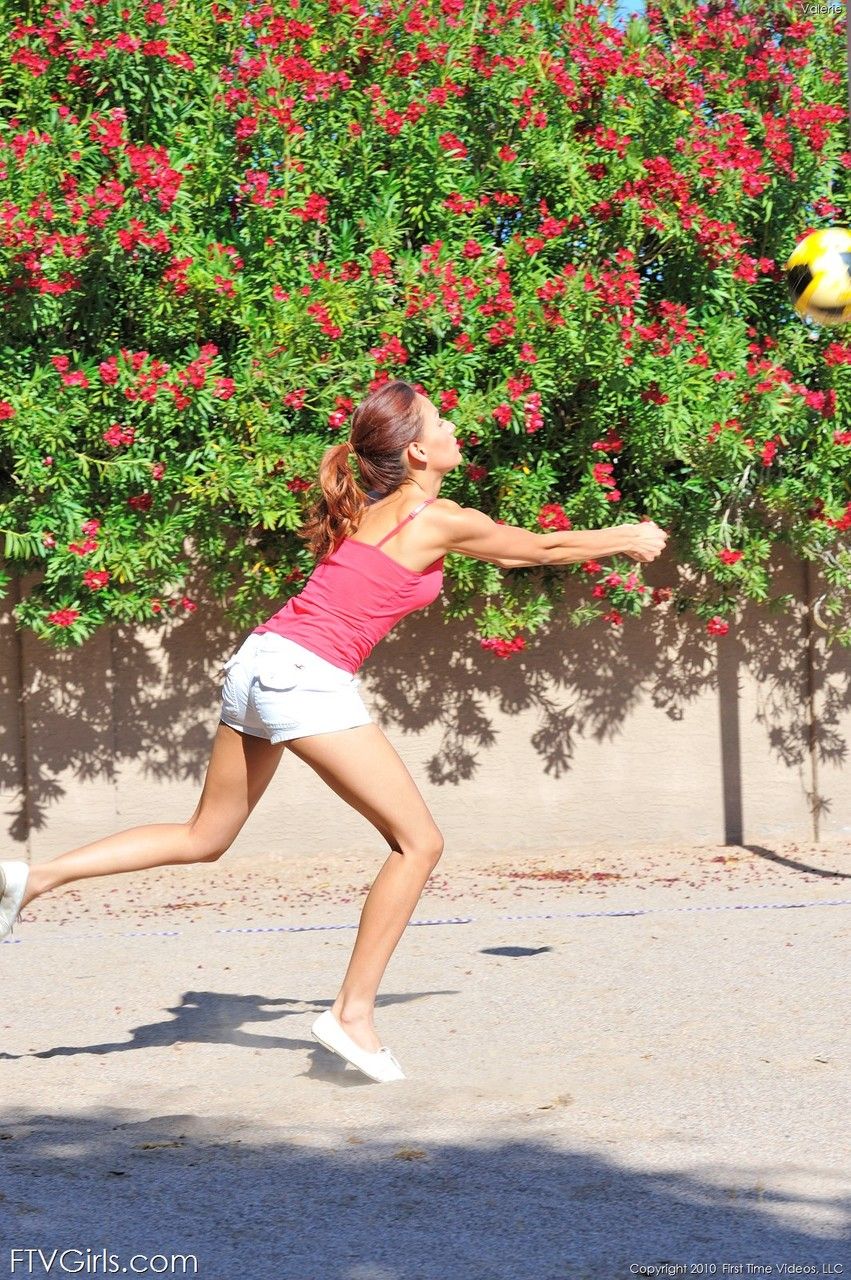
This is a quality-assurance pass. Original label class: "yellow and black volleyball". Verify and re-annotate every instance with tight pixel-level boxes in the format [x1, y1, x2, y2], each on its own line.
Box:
[786, 227, 851, 327]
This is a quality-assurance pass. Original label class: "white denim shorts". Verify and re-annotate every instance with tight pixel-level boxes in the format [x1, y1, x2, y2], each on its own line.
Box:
[218, 632, 372, 745]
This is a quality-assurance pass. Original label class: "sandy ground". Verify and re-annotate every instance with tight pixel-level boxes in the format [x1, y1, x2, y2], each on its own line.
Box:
[1, 837, 849, 1280]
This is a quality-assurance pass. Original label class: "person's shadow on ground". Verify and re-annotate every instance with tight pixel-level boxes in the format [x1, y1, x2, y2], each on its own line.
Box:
[0, 990, 310, 1059]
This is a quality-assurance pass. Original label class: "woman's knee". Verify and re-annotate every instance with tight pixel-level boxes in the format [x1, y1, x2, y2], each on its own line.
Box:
[402, 830, 444, 867]
[193, 844, 230, 863]
[182, 823, 233, 863]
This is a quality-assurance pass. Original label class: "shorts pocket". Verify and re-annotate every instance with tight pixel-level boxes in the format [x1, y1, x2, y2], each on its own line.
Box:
[253, 652, 303, 690]
[250, 653, 304, 731]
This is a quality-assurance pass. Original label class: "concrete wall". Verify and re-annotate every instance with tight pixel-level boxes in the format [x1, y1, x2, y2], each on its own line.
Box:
[1, 548, 849, 863]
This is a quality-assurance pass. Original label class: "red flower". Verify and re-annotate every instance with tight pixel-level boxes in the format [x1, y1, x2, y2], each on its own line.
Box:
[68, 538, 98, 556]
[538, 504, 571, 532]
[103, 423, 135, 448]
[47, 608, 80, 627]
[480, 634, 526, 658]
[438, 132, 467, 159]
[761, 438, 781, 465]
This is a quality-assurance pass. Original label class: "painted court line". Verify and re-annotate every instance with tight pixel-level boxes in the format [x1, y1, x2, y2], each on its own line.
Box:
[2, 896, 850, 944]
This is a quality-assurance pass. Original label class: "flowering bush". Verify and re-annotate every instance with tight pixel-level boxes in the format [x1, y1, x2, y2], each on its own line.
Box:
[0, 0, 849, 656]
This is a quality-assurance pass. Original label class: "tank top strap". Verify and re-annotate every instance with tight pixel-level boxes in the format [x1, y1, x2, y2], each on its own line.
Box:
[374, 497, 436, 547]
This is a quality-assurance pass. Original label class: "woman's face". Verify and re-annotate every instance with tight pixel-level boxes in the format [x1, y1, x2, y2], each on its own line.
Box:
[417, 396, 461, 468]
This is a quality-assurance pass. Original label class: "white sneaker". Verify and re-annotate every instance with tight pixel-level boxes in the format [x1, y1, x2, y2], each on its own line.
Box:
[0, 861, 30, 941]
[311, 1009, 406, 1083]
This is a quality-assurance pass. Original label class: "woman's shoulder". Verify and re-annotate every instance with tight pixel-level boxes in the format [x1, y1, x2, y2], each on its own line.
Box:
[426, 496, 468, 527]
[419, 499, 468, 559]
[429, 497, 462, 512]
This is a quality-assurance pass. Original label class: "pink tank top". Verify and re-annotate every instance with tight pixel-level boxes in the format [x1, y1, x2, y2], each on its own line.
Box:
[252, 497, 444, 673]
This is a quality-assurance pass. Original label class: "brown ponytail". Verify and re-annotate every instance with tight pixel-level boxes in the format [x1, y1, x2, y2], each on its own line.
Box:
[298, 379, 425, 562]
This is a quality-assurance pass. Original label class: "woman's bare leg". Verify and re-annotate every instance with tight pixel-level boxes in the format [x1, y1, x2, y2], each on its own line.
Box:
[285, 725, 444, 1054]
[328, 847, 440, 1051]
[22, 822, 206, 907]
[20, 722, 287, 909]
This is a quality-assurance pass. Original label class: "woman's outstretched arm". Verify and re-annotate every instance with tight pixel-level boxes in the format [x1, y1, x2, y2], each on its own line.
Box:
[431, 498, 638, 569]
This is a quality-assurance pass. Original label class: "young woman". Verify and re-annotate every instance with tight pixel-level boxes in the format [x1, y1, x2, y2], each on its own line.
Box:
[0, 380, 667, 1082]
